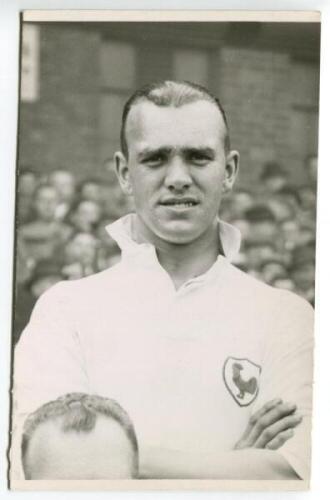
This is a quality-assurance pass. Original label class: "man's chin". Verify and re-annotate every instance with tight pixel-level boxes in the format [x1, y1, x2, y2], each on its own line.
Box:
[155, 223, 203, 245]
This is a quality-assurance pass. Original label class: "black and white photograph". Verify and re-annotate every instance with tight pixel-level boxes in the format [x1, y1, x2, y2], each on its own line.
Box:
[9, 10, 320, 490]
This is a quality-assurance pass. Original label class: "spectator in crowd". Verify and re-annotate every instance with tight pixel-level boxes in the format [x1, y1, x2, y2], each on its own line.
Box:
[62, 232, 99, 280]
[18, 184, 73, 264]
[259, 161, 289, 194]
[296, 222, 315, 247]
[260, 259, 288, 285]
[244, 204, 278, 245]
[70, 200, 102, 233]
[17, 168, 38, 224]
[78, 178, 103, 204]
[224, 189, 254, 220]
[298, 184, 317, 215]
[280, 219, 301, 253]
[244, 240, 278, 271]
[266, 197, 295, 223]
[48, 169, 76, 220]
[275, 186, 302, 214]
[21, 393, 138, 479]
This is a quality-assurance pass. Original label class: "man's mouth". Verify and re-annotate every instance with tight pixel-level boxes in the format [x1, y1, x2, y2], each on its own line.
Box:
[160, 198, 199, 208]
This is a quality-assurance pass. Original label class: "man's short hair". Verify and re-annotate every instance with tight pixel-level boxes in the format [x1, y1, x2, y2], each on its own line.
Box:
[120, 80, 231, 158]
[21, 393, 139, 477]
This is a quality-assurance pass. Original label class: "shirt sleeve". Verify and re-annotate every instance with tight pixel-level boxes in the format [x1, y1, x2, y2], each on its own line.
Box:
[10, 281, 90, 481]
[253, 290, 314, 480]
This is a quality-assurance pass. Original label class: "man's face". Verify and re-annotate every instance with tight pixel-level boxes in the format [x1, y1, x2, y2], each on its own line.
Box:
[116, 100, 238, 245]
[81, 182, 102, 203]
[73, 201, 101, 231]
[49, 171, 75, 202]
[65, 233, 98, 265]
[24, 415, 135, 479]
[34, 186, 59, 221]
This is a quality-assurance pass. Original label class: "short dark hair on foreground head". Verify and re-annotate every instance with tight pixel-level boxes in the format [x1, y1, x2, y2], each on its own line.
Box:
[120, 80, 231, 158]
[21, 393, 139, 477]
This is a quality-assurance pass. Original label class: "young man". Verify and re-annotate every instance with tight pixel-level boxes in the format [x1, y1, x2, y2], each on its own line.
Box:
[21, 393, 138, 479]
[12, 81, 313, 482]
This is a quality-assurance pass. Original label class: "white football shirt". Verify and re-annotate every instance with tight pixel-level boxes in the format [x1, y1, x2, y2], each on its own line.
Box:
[12, 214, 314, 480]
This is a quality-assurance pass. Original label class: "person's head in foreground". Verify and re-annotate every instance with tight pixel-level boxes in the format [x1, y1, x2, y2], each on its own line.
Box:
[21, 393, 139, 480]
[114, 80, 239, 248]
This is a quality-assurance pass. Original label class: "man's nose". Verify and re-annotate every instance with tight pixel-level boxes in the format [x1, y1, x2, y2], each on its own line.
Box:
[164, 158, 192, 191]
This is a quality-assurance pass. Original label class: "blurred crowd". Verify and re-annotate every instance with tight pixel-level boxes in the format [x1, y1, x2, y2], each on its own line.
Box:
[13, 157, 317, 344]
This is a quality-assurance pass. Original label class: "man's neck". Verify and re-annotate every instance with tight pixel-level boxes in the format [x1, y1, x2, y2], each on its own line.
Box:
[133, 218, 221, 290]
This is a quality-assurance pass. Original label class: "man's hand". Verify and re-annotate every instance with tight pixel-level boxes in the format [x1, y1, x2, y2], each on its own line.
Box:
[234, 398, 303, 451]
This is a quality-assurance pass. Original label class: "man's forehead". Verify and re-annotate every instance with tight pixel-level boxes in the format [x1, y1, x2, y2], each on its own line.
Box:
[125, 99, 227, 150]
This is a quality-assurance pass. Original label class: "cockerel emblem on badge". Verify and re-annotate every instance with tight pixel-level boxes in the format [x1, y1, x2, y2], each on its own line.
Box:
[223, 357, 262, 407]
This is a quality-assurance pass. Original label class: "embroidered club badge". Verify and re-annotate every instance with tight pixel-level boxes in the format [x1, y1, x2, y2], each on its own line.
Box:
[223, 357, 262, 407]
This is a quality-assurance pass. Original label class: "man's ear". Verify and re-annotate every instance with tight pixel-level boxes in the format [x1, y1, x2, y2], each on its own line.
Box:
[222, 150, 240, 193]
[114, 151, 133, 196]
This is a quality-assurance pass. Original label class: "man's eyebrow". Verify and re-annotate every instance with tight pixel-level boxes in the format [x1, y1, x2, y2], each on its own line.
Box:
[137, 147, 172, 160]
[183, 147, 215, 156]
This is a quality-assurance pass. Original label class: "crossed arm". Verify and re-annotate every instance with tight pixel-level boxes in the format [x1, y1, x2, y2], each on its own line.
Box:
[140, 399, 302, 479]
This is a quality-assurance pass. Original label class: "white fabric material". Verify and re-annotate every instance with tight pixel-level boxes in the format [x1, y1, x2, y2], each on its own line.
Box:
[11, 214, 313, 480]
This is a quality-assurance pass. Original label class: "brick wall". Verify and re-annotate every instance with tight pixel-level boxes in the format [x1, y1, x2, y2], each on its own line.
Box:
[18, 25, 102, 180]
[219, 47, 302, 188]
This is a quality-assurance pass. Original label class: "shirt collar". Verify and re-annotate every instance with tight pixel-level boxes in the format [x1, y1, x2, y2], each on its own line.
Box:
[105, 213, 241, 263]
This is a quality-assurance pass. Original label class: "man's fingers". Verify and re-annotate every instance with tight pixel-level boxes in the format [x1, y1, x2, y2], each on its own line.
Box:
[246, 402, 297, 445]
[241, 398, 282, 439]
[265, 429, 295, 450]
[234, 399, 282, 448]
[254, 414, 303, 448]
[249, 399, 282, 426]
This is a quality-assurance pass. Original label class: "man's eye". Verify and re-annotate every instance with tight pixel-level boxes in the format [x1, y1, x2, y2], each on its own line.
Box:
[189, 154, 211, 165]
[142, 155, 165, 167]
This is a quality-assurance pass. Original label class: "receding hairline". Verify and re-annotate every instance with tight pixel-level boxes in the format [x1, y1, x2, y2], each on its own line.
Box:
[120, 80, 231, 158]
